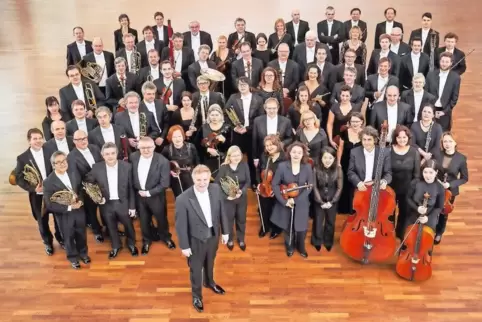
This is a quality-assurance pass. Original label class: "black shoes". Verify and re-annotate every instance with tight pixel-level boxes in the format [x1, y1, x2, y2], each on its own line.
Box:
[192, 297, 204, 312]
[239, 241, 246, 251]
[81, 256, 91, 264]
[44, 244, 54, 256]
[141, 244, 150, 255]
[259, 229, 266, 238]
[71, 261, 81, 269]
[129, 246, 139, 257]
[109, 248, 122, 259]
[270, 232, 280, 240]
[204, 283, 226, 295]
[94, 234, 104, 243]
[164, 239, 176, 250]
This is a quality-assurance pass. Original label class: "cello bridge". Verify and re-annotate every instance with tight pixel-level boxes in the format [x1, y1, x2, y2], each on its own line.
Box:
[411, 258, 420, 264]
[363, 226, 377, 238]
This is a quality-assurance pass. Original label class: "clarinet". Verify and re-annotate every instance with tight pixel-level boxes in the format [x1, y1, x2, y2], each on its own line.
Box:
[424, 121, 434, 152]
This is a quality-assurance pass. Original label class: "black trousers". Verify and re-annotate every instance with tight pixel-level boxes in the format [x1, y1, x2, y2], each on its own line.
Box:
[436, 196, 456, 236]
[29, 193, 62, 245]
[56, 208, 88, 263]
[171, 173, 193, 198]
[224, 197, 247, 243]
[311, 204, 337, 247]
[188, 231, 218, 300]
[395, 193, 409, 240]
[82, 191, 102, 235]
[233, 131, 256, 185]
[258, 195, 281, 234]
[284, 230, 307, 252]
[137, 193, 171, 244]
[102, 200, 136, 249]
[436, 110, 452, 131]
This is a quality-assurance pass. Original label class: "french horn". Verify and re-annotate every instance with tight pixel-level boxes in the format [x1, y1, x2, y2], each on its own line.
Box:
[76, 59, 104, 83]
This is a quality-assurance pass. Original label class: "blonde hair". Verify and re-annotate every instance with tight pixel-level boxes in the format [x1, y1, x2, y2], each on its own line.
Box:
[207, 104, 224, 123]
[192, 164, 211, 177]
[300, 110, 320, 128]
[223, 145, 242, 165]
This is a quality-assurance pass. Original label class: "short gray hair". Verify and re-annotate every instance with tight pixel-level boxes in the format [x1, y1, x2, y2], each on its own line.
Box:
[101, 142, 118, 154]
[141, 81, 157, 94]
[413, 73, 425, 82]
[114, 57, 127, 66]
[124, 91, 140, 102]
[95, 106, 111, 117]
[198, 44, 211, 54]
[50, 150, 67, 166]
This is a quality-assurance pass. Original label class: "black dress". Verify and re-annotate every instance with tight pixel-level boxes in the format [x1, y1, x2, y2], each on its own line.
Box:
[42, 111, 70, 141]
[306, 83, 331, 129]
[197, 122, 232, 176]
[405, 180, 445, 232]
[256, 88, 283, 114]
[287, 104, 322, 131]
[338, 130, 361, 214]
[410, 121, 443, 161]
[295, 128, 329, 166]
[253, 50, 270, 67]
[170, 108, 199, 142]
[161, 142, 199, 197]
[329, 102, 362, 140]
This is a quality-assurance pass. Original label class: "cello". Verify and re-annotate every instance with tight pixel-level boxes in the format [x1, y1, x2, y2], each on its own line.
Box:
[395, 192, 434, 282]
[339, 121, 397, 264]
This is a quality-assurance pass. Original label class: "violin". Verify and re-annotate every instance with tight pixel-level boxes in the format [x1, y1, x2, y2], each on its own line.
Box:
[279, 183, 313, 200]
[442, 173, 454, 215]
[307, 157, 314, 168]
[339, 121, 397, 264]
[161, 82, 173, 105]
[170, 161, 190, 174]
[257, 158, 274, 198]
[396, 193, 434, 282]
[202, 132, 220, 149]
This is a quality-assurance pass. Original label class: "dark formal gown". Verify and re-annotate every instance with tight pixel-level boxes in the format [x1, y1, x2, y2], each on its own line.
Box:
[197, 122, 232, 177]
[161, 142, 199, 197]
[338, 130, 361, 214]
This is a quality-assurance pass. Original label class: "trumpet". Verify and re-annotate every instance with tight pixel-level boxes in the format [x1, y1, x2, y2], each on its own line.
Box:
[225, 106, 243, 128]
[50, 189, 81, 206]
[139, 112, 147, 138]
[220, 175, 240, 198]
[84, 83, 97, 111]
[76, 59, 104, 83]
[82, 181, 103, 204]
[130, 45, 141, 75]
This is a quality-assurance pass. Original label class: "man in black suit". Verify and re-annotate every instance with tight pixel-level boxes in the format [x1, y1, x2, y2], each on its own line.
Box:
[67, 130, 104, 242]
[175, 164, 229, 312]
[153, 60, 186, 122]
[183, 21, 213, 60]
[286, 9, 310, 46]
[139, 81, 169, 150]
[227, 18, 257, 58]
[367, 34, 400, 77]
[44, 120, 75, 160]
[187, 45, 217, 90]
[66, 26, 93, 67]
[160, 33, 195, 90]
[137, 26, 165, 69]
[400, 73, 437, 122]
[88, 107, 127, 160]
[317, 6, 345, 65]
[292, 30, 332, 77]
[314, 46, 336, 91]
[425, 52, 461, 131]
[43, 151, 90, 269]
[83, 37, 115, 95]
[130, 137, 173, 255]
[115, 33, 142, 74]
[66, 100, 98, 136]
[152, 11, 169, 43]
[374, 7, 404, 49]
[369, 86, 411, 141]
[389, 27, 410, 57]
[330, 67, 365, 105]
[365, 57, 400, 108]
[86, 142, 138, 259]
[192, 75, 225, 127]
[399, 38, 430, 91]
[105, 57, 139, 109]
[252, 98, 293, 165]
[138, 49, 161, 85]
[343, 8, 368, 42]
[267, 43, 300, 99]
[334, 48, 366, 86]
[230, 42, 263, 89]
[409, 13, 440, 56]
[14, 128, 63, 255]
[59, 65, 105, 120]
[435, 32, 467, 75]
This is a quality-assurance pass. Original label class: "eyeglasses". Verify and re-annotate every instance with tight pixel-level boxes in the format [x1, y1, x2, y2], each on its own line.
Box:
[139, 146, 155, 150]
[345, 55, 356, 59]
[54, 159, 67, 165]
[74, 137, 88, 141]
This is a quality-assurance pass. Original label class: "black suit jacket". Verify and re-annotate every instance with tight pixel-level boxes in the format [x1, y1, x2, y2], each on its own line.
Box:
[435, 151, 468, 196]
[67, 144, 103, 178]
[286, 20, 310, 45]
[227, 31, 257, 50]
[267, 59, 300, 94]
[15, 147, 52, 193]
[187, 60, 217, 89]
[374, 21, 404, 49]
[292, 43, 333, 77]
[105, 72, 139, 107]
[343, 20, 368, 42]
[114, 28, 138, 52]
[83, 51, 116, 82]
[138, 65, 161, 85]
[400, 89, 437, 122]
[58, 81, 106, 120]
[151, 25, 169, 43]
[160, 47, 195, 81]
[137, 39, 165, 68]
[43, 169, 83, 214]
[225, 93, 265, 130]
[268, 32, 294, 57]
[409, 28, 440, 55]
[435, 47, 467, 75]
[114, 110, 160, 141]
[86, 160, 135, 210]
[367, 50, 401, 77]
[139, 99, 169, 138]
[330, 82, 365, 105]
[191, 91, 225, 127]
[317, 20, 345, 45]
[153, 77, 186, 107]
[230, 57, 264, 89]
[66, 40, 93, 66]
[348, 146, 392, 186]
[66, 117, 98, 136]
[364, 74, 399, 103]
[44, 137, 75, 160]
[334, 64, 366, 87]
[183, 31, 214, 52]
[87, 124, 126, 159]
[252, 115, 293, 159]
[425, 69, 461, 114]
[129, 151, 170, 196]
[318, 61, 336, 91]
[369, 101, 411, 132]
[175, 184, 229, 250]
[399, 52, 430, 90]
[391, 42, 411, 57]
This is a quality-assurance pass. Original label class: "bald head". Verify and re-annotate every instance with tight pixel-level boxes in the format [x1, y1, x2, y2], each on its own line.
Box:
[73, 130, 88, 149]
[92, 37, 104, 53]
[386, 85, 400, 105]
[74, 129, 87, 139]
[51, 120, 66, 139]
[291, 9, 300, 22]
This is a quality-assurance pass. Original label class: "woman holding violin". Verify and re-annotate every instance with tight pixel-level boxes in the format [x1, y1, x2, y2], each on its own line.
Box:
[312, 147, 343, 252]
[287, 85, 322, 134]
[170, 91, 198, 141]
[210, 35, 236, 97]
[197, 104, 231, 176]
[271, 142, 313, 258]
[300, 64, 331, 129]
[410, 104, 443, 163]
[161, 125, 199, 197]
[256, 134, 285, 239]
[295, 111, 328, 166]
[434, 132, 468, 244]
[256, 67, 283, 113]
[214, 146, 250, 251]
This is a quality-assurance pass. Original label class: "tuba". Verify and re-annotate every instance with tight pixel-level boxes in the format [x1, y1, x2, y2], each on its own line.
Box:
[220, 175, 240, 198]
[76, 59, 104, 83]
[82, 181, 103, 204]
[139, 112, 147, 138]
[130, 45, 141, 75]
[50, 189, 81, 206]
[225, 105, 243, 128]
[84, 83, 97, 112]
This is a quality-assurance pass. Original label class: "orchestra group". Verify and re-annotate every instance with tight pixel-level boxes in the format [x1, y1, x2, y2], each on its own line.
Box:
[11, 6, 470, 312]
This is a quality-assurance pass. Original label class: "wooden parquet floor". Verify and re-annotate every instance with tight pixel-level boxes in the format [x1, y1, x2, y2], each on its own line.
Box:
[0, 1, 481, 321]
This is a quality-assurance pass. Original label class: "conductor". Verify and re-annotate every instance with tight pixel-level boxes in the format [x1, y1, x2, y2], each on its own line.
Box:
[175, 164, 229, 312]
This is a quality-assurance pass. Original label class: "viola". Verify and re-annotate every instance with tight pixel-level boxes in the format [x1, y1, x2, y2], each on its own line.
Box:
[258, 168, 274, 198]
[339, 121, 397, 264]
[279, 183, 313, 200]
[442, 173, 454, 215]
[202, 132, 220, 149]
[396, 193, 434, 282]
[161, 84, 173, 105]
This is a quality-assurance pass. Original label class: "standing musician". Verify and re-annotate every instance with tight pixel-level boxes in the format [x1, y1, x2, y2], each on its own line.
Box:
[59, 65, 105, 120]
[44, 120, 75, 159]
[152, 12, 169, 43]
[296, 111, 328, 164]
[343, 8, 368, 43]
[105, 57, 138, 110]
[43, 96, 69, 141]
[271, 142, 313, 258]
[334, 48, 366, 87]
[43, 151, 90, 269]
[88, 107, 127, 159]
[256, 67, 283, 110]
[400, 74, 437, 122]
[67, 130, 104, 243]
[313, 47, 336, 92]
[227, 18, 257, 58]
[287, 86, 322, 132]
[170, 92, 197, 139]
[175, 165, 229, 313]
[183, 20, 214, 61]
[374, 7, 404, 50]
[389, 27, 411, 57]
[230, 42, 264, 89]
[434, 132, 468, 244]
[253, 34, 271, 67]
[312, 147, 342, 252]
[83, 37, 115, 95]
[340, 26, 367, 66]
[330, 67, 365, 105]
[365, 57, 400, 110]
[66, 26, 93, 66]
[367, 34, 401, 77]
[130, 137, 174, 255]
[160, 32, 195, 89]
[14, 128, 64, 255]
[187, 45, 217, 90]
[214, 146, 250, 251]
[86, 142, 138, 259]
[256, 134, 285, 239]
[267, 43, 300, 101]
[198, 105, 232, 176]
[139, 81, 169, 148]
[138, 49, 161, 84]
[408, 13, 440, 56]
[154, 60, 186, 120]
[268, 18, 294, 60]
[300, 63, 332, 118]
[425, 52, 461, 131]
[317, 6, 345, 65]
[191, 76, 225, 127]
[161, 125, 199, 198]
[410, 104, 443, 163]
[66, 100, 99, 136]
[292, 30, 332, 77]
[114, 14, 138, 52]
[285, 9, 310, 47]
[137, 26, 165, 68]
[115, 33, 142, 73]
[435, 33, 467, 75]
[210, 35, 236, 97]
[398, 38, 430, 92]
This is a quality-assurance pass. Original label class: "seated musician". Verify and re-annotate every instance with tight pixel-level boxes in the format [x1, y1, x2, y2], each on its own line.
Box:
[330, 67, 365, 105]
[187, 45, 217, 90]
[43, 151, 90, 270]
[347, 126, 392, 193]
[153, 60, 186, 123]
[161, 125, 199, 198]
[214, 145, 250, 251]
[160, 32, 195, 91]
[191, 75, 225, 127]
[138, 49, 161, 84]
[267, 43, 300, 102]
[256, 67, 283, 113]
[105, 57, 138, 112]
[14, 128, 64, 255]
[44, 120, 75, 160]
[400, 73, 436, 123]
[88, 106, 127, 159]
[287, 85, 322, 133]
[66, 100, 98, 136]
[433, 132, 468, 244]
[256, 134, 285, 239]
[271, 142, 313, 258]
[312, 147, 343, 252]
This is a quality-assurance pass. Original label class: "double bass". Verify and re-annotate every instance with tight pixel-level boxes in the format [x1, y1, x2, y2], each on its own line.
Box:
[340, 121, 397, 264]
[396, 193, 434, 282]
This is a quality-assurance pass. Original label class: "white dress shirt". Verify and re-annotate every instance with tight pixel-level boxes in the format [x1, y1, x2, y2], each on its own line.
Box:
[376, 75, 389, 102]
[386, 103, 398, 141]
[385, 21, 394, 35]
[379, 50, 389, 59]
[363, 148, 375, 182]
[174, 49, 182, 72]
[76, 118, 88, 133]
[72, 82, 85, 103]
[413, 90, 424, 122]
[101, 125, 116, 144]
[266, 115, 278, 134]
[150, 65, 160, 80]
[76, 41, 86, 58]
[144, 101, 160, 130]
[157, 26, 165, 41]
[435, 71, 449, 107]
[30, 148, 47, 182]
[193, 187, 213, 227]
[199, 60, 209, 71]
[79, 147, 96, 168]
[278, 60, 287, 83]
[145, 39, 155, 53]
[191, 33, 201, 61]
[126, 50, 133, 71]
[293, 22, 299, 45]
[94, 52, 107, 87]
[55, 138, 70, 155]
[129, 112, 140, 138]
[421, 29, 430, 48]
[411, 52, 420, 74]
[317, 62, 325, 73]
[351, 20, 358, 27]
[306, 46, 315, 64]
[241, 93, 252, 127]
[137, 155, 152, 191]
[390, 42, 400, 54]
[56, 171, 73, 190]
[106, 163, 119, 200]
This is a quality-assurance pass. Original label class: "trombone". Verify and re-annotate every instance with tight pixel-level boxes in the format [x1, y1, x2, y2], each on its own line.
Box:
[84, 83, 97, 111]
